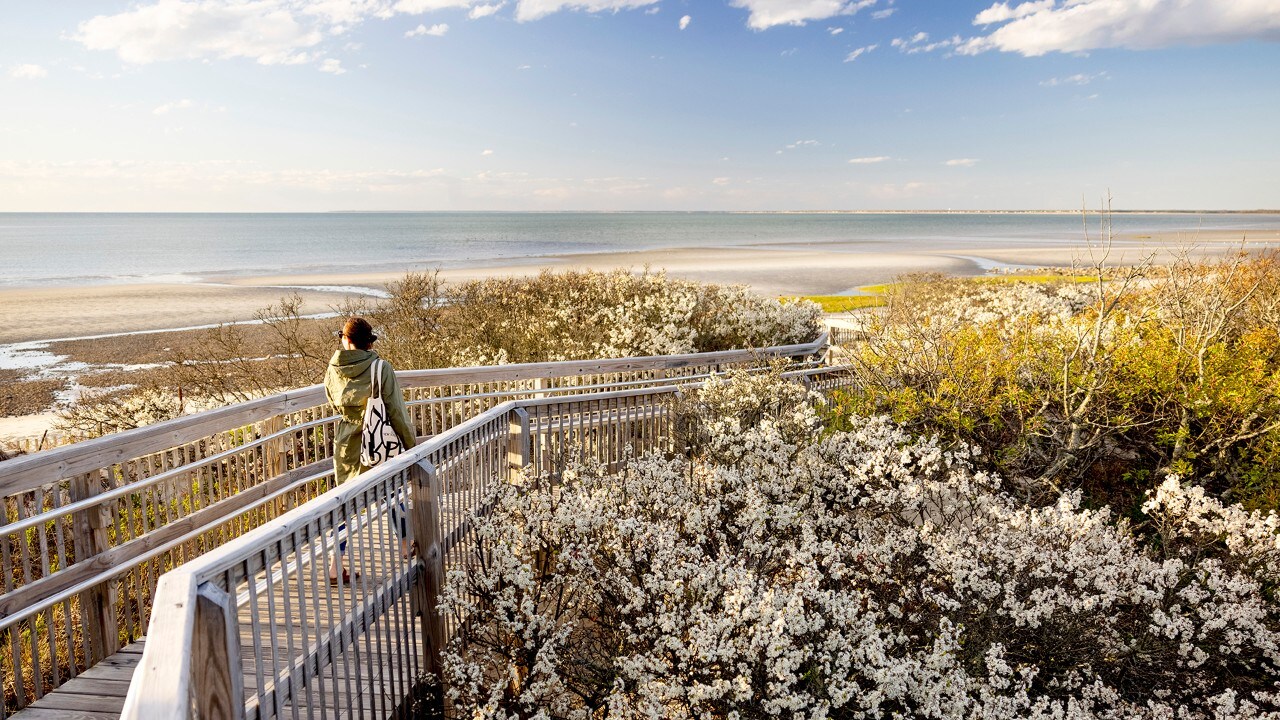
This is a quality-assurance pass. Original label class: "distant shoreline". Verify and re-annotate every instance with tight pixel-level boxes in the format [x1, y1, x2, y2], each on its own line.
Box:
[2, 227, 1278, 345]
[3, 209, 1278, 215]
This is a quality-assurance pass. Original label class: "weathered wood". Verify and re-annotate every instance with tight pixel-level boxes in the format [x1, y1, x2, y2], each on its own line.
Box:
[0, 392, 326, 496]
[192, 584, 244, 720]
[0, 460, 331, 623]
[507, 408, 530, 473]
[69, 472, 120, 665]
[409, 461, 445, 703]
[120, 574, 197, 720]
[11, 708, 122, 720]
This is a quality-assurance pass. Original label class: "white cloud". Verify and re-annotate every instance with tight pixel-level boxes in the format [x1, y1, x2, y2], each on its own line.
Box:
[320, 57, 346, 73]
[848, 156, 890, 164]
[961, 0, 1280, 57]
[891, 31, 962, 54]
[973, 0, 1054, 25]
[844, 43, 877, 61]
[870, 7, 895, 19]
[679, 14, 691, 30]
[513, 0, 659, 22]
[68, 0, 528, 70]
[153, 98, 195, 114]
[68, 0, 715, 72]
[1040, 71, 1108, 86]
[9, 64, 48, 79]
[828, 26, 844, 35]
[712, 177, 730, 185]
[74, 1, 329, 65]
[468, 2, 505, 18]
[481, 149, 494, 155]
[784, 139, 820, 150]
[729, 0, 879, 30]
[405, 22, 449, 36]
[945, 158, 979, 167]
[644, 5, 659, 13]
[394, 0, 471, 12]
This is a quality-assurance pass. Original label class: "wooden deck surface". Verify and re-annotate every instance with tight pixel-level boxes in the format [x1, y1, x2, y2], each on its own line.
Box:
[12, 642, 142, 720]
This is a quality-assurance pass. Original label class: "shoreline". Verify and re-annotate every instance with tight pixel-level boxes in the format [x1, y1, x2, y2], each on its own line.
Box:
[2, 228, 1278, 345]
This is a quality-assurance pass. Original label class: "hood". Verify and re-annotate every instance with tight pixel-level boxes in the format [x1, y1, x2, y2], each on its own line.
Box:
[328, 349, 377, 379]
[326, 349, 381, 414]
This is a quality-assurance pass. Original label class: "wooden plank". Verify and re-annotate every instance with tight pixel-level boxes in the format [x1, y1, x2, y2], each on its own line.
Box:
[47, 677, 133, 696]
[74, 664, 139, 682]
[27, 690, 128, 711]
[10, 708, 122, 720]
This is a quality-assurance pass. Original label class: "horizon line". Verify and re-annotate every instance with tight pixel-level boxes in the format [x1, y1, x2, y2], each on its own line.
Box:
[2, 209, 1278, 215]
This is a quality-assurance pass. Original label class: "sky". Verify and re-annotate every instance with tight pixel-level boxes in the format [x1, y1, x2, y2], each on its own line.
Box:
[1, 0, 1278, 212]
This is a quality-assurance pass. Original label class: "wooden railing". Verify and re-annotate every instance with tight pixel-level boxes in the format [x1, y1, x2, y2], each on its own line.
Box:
[120, 366, 857, 719]
[0, 337, 826, 715]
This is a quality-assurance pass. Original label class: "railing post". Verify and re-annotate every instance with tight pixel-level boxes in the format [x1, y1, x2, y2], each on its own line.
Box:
[507, 408, 530, 476]
[264, 416, 285, 479]
[69, 470, 120, 664]
[122, 573, 196, 720]
[410, 460, 447, 710]
[192, 583, 244, 720]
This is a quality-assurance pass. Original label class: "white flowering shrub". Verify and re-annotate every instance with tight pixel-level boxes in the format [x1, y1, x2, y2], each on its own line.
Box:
[441, 373, 1280, 719]
[448, 269, 823, 362]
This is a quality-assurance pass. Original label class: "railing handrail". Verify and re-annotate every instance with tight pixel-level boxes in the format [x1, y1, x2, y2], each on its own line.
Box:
[0, 335, 826, 495]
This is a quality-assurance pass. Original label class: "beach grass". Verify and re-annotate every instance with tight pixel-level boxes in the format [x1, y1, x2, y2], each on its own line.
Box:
[789, 273, 1100, 314]
[974, 273, 1100, 284]
[791, 295, 888, 313]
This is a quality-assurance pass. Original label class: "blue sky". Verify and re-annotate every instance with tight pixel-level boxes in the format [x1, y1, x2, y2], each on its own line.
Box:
[2, 0, 1278, 211]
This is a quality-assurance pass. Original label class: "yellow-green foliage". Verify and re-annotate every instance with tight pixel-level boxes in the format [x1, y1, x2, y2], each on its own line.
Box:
[793, 276, 1098, 315]
[788, 295, 886, 312]
[830, 255, 1280, 510]
[975, 273, 1099, 285]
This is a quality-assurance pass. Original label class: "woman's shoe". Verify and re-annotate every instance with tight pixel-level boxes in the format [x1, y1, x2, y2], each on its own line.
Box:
[328, 568, 360, 585]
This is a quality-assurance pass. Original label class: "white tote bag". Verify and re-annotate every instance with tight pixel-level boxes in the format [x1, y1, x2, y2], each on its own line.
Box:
[359, 358, 405, 467]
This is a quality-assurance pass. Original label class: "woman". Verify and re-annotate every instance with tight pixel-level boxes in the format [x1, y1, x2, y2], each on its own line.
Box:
[324, 317, 417, 583]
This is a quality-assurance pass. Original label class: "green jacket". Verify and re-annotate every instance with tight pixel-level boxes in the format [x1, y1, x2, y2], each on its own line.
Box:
[324, 349, 418, 484]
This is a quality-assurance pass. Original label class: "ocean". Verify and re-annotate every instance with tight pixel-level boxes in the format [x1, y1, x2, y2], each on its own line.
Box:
[2, 211, 1279, 289]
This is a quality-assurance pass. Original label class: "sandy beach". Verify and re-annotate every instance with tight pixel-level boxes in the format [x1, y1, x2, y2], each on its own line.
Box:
[2, 227, 1277, 346]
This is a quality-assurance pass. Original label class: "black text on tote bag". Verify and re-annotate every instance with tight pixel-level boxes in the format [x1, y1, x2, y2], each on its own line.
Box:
[360, 358, 405, 467]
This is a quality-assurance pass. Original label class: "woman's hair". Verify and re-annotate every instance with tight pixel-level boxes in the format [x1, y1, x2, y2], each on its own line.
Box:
[342, 317, 377, 350]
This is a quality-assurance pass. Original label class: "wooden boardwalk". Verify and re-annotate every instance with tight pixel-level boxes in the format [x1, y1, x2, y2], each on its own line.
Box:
[14, 522, 425, 720]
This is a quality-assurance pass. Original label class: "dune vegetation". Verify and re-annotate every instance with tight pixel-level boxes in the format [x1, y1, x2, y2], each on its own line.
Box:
[439, 253, 1280, 718]
[55, 269, 823, 438]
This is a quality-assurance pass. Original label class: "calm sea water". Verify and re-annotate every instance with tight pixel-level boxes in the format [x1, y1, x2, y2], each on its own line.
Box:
[2, 212, 1278, 288]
